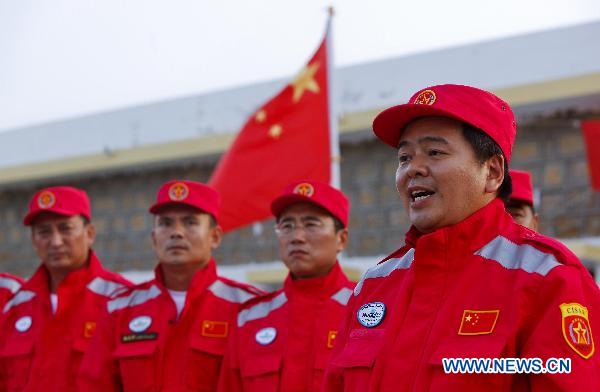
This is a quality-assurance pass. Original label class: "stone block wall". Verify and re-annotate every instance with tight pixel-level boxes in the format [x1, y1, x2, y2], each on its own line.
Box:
[1, 110, 599, 277]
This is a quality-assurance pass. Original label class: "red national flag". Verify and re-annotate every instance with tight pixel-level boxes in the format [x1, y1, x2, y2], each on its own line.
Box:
[458, 310, 500, 335]
[201, 320, 228, 338]
[209, 33, 331, 232]
[582, 120, 600, 191]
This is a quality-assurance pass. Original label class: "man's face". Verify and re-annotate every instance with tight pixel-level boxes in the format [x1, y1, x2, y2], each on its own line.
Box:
[507, 202, 539, 231]
[30, 213, 95, 272]
[276, 203, 348, 280]
[396, 117, 501, 233]
[151, 205, 222, 268]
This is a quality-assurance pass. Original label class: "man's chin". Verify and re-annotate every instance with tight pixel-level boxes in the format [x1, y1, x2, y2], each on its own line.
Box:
[409, 214, 440, 234]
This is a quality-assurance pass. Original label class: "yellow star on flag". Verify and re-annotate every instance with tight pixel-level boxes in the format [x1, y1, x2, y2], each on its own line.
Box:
[255, 109, 266, 123]
[269, 124, 283, 139]
[291, 62, 320, 103]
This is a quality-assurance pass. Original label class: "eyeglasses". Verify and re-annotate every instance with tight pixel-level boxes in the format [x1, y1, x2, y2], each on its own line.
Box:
[274, 220, 327, 237]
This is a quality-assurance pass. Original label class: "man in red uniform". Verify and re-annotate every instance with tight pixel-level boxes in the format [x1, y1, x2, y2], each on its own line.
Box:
[78, 180, 264, 391]
[219, 180, 355, 391]
[0, 273, 24, 309]
[324, 84, 600, 391]
[506, 169, 539, 231]
[0, 186, 131, 391]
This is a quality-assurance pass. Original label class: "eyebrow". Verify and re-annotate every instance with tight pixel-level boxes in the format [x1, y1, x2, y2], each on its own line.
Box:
[279, 215, 321, 222]
[398, 136, 450, 149]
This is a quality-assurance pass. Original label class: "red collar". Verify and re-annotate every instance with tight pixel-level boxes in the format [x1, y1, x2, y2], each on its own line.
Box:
[154, 258, 218, 299]
[24, 250, 102, 294]
[402, 199, 513, 268]
[283, 261, 348, 299]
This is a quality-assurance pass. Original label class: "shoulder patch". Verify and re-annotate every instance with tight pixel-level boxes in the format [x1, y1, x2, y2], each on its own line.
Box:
[354, 249, 415, 296]
[3, 290, 36, 313]
[107, 285, 161, 313]
[208, 280, 258, 304]
[475, 235, 561, 276]
[560, 302, 595, 359]
[87, 277, 128, 298]
[238, 292, 287, 327]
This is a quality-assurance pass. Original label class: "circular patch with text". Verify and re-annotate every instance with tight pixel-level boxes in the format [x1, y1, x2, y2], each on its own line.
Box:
[357, 302, 386, 328]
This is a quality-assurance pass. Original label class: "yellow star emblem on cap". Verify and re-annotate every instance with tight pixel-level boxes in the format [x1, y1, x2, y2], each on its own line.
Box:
[291, 62, 320, 103]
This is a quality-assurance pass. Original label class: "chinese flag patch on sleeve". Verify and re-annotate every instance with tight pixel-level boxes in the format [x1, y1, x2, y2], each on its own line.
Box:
[458, 309, 500, 335]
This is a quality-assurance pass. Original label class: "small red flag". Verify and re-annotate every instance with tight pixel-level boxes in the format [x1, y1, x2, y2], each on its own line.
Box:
[209, 33, 331, 232]
[582, 120, 600, 191]
[201, 320, 228, 338]
[458, 310, 500, 335]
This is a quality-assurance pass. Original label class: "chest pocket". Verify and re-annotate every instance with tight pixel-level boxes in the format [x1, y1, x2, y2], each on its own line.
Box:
[240, 352, 282, 392]
[331, 328, 385, 368]
[0, 337, 34, 391]
[328, 328, 385, 392]
[428, 336, 512, 391]
[186, 333, 227, 391]
[114, 340, 158, 392]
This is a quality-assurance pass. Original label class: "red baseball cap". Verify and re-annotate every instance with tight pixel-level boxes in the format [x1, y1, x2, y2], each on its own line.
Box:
[509, 170, 534, 206]
[149, 180, 220, 221]
[373, 84, 517, 162]
[270, 180, 349, 227]
[23, 186, 91, 225]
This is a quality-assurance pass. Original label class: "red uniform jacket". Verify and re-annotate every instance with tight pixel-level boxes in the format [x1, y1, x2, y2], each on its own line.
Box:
[219, 262, 355, 392]
[324, 199, 600, 391]
[77, 259, 264, 392]
[0, 251, 131, 392]
[0, 273, 24, 310]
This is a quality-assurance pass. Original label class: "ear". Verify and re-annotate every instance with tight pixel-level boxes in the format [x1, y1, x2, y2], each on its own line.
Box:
[335, 228, 349, 253]
[210, 225, 223, 249]
[532, 213, 540, 232]
[484, 155, 505, 194]
[85, 223, 96, 247]
[150, 228, 158, 251]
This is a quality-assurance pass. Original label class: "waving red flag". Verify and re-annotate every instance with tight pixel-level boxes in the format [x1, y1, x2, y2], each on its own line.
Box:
[209, 33, 332, 232]
[582, 120, 600, 191]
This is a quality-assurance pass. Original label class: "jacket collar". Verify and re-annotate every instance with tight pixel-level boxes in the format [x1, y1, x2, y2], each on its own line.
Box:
[283, 261, 348, 299]
[404, 199, 513, 268]
[154, 257, 218, 300]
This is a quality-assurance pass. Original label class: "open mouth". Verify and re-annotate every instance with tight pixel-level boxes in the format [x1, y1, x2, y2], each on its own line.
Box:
[410, 189, 435, 202]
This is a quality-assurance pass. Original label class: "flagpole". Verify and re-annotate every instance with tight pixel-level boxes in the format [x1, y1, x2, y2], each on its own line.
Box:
[326, 6, 341, 189]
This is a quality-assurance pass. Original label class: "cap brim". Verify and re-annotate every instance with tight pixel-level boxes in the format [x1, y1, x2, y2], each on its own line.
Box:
[23, 208, 80, 225]
[271, 194, 328, 219]
[149, 201, 216, 219]
[508, 196, 534, 207]
[373, 104, 469, 148]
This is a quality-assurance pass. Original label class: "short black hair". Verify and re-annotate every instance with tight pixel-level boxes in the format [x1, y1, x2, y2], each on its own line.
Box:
[333, 217, 345, 232]
[461, 123, 512, 202]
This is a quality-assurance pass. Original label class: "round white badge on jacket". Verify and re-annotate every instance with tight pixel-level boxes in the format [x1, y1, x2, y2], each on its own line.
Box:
[255, 327, 277, 345]
[357, 302, 386, 328]
[129, 316, 152, 333]
[15, 316, 32, 332]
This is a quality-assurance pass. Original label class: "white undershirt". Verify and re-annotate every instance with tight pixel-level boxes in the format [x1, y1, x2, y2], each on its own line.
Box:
[50, 294, 58, 314]
[168, 289, 187, 317]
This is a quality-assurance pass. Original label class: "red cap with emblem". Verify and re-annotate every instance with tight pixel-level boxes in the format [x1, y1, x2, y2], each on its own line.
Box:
[149, 180, 220, 221]
[373, 84, 517, 162]
[270, 180, 349, 227]
[24, 186, 91, 225]
[509, 169, 534, 206]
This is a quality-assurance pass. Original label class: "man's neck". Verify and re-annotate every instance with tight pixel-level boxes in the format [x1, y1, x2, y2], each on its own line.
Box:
[160, 261, 207, 291]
